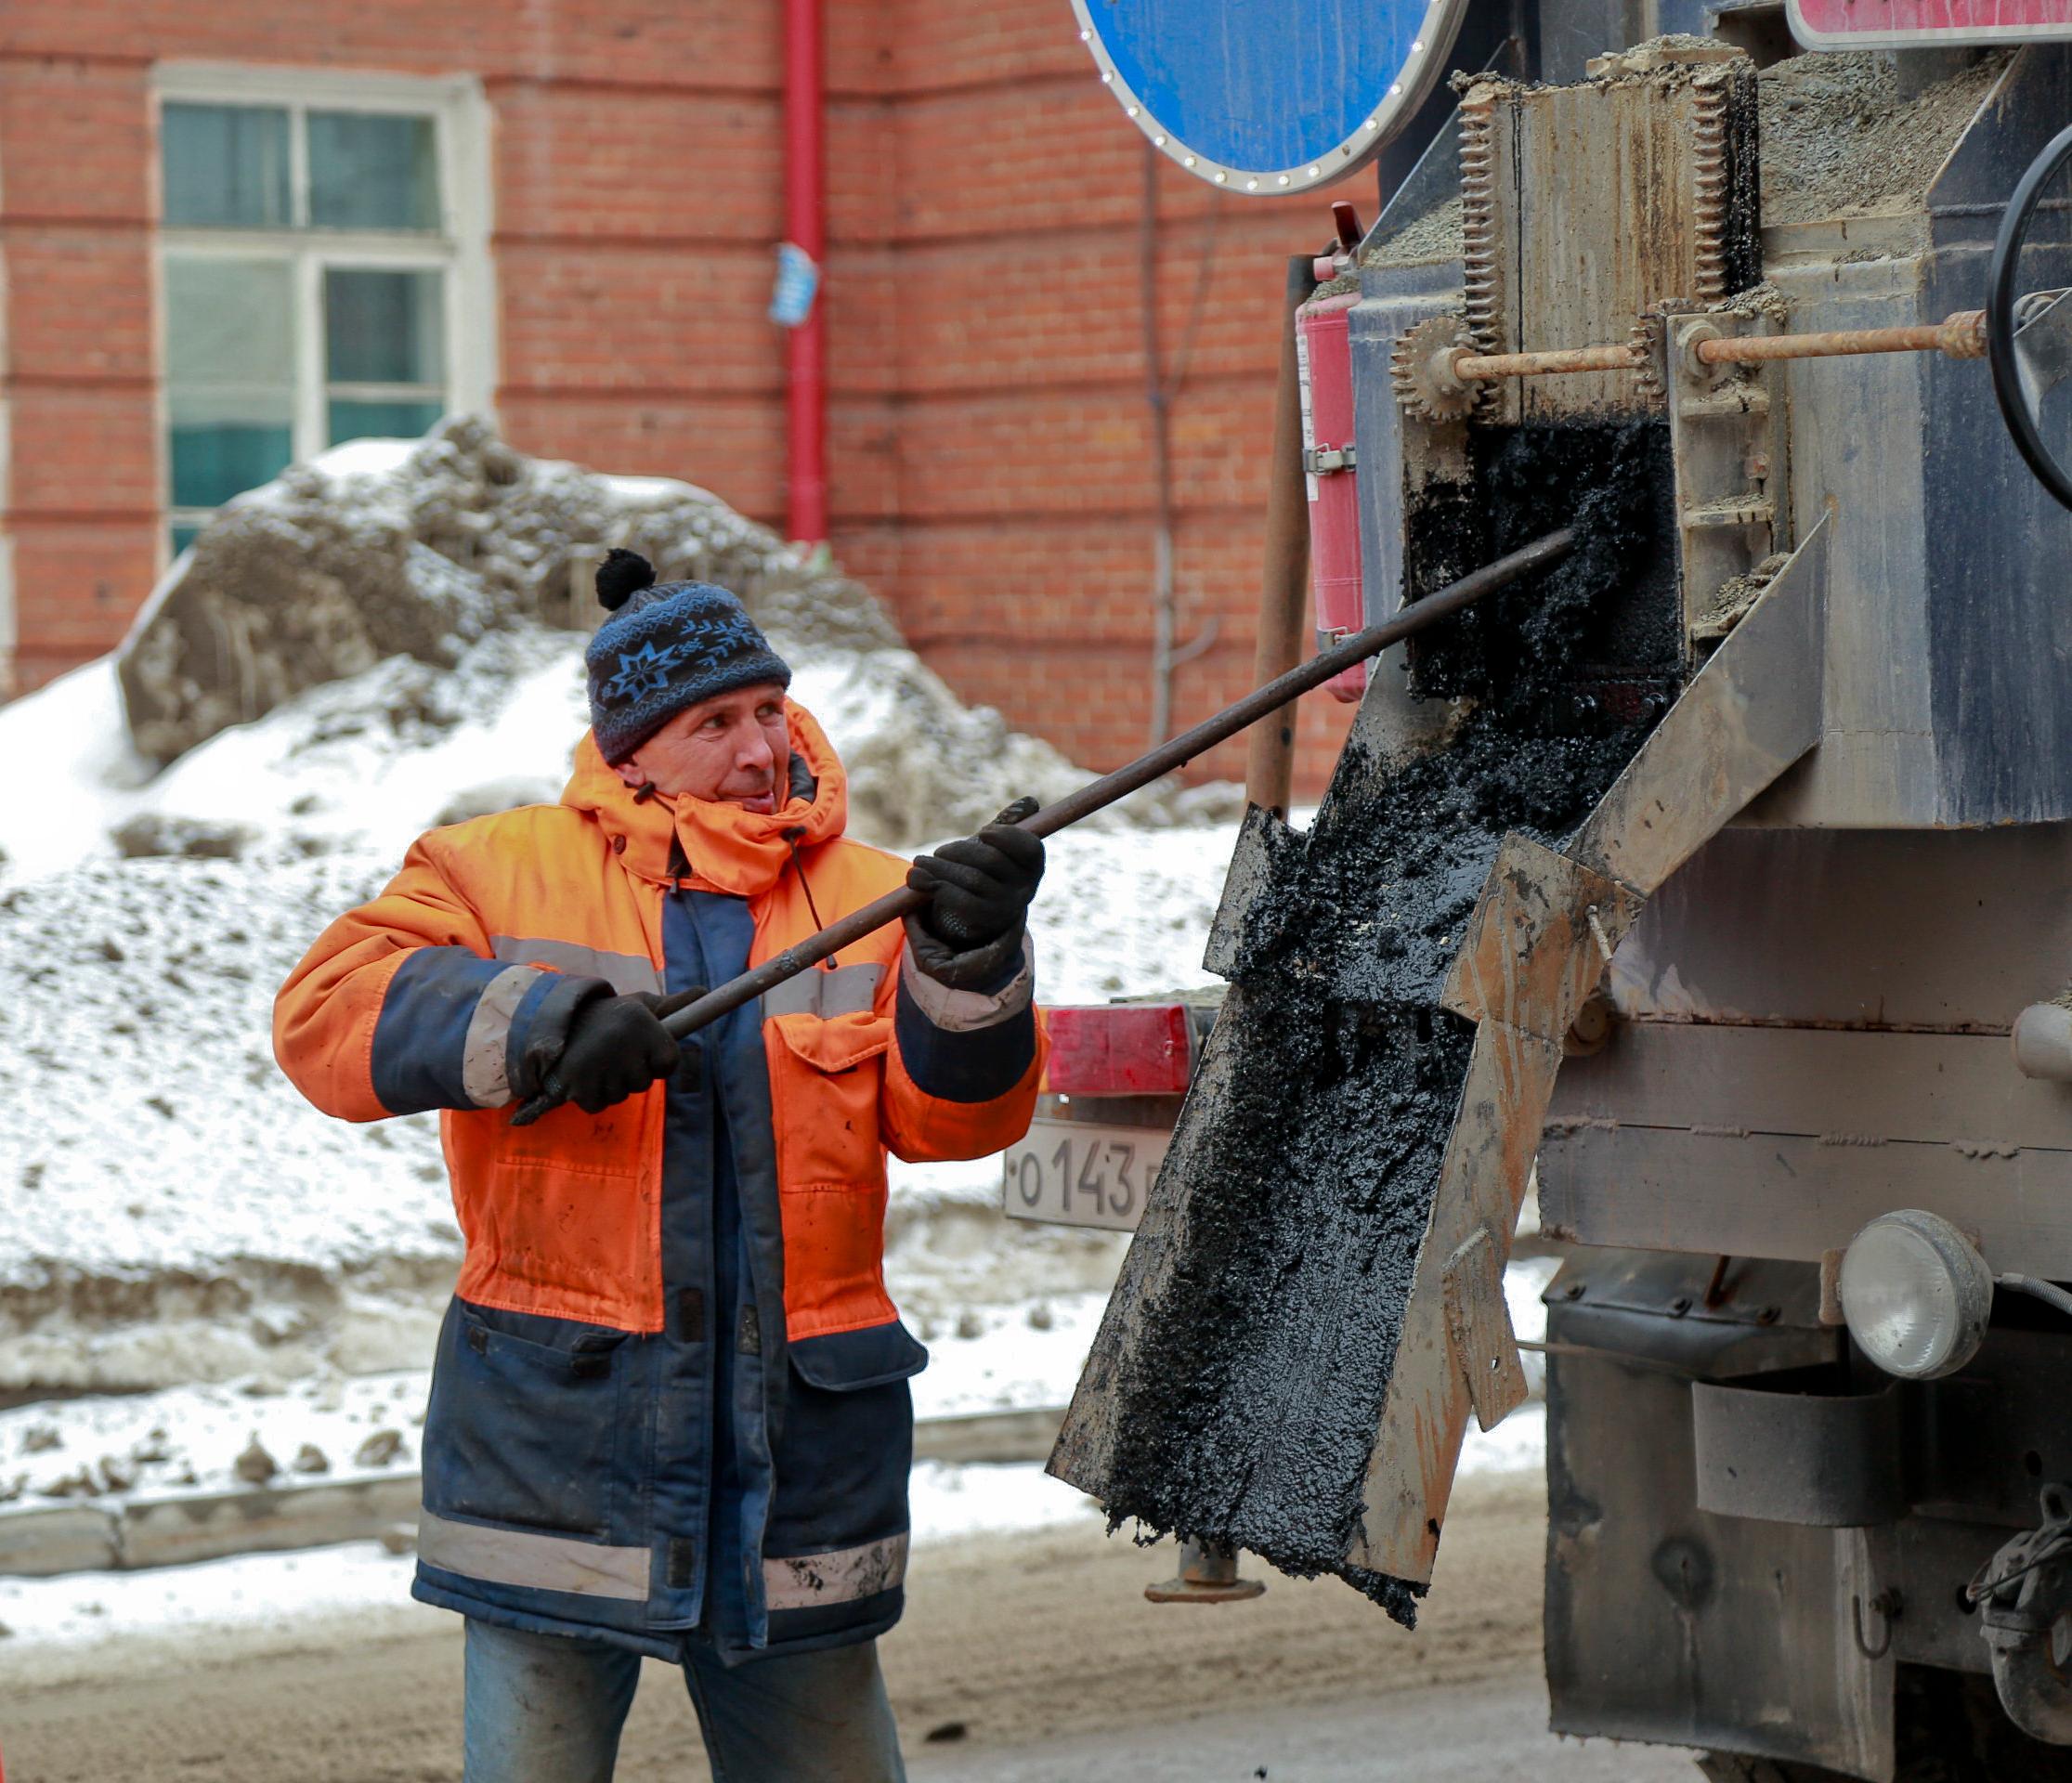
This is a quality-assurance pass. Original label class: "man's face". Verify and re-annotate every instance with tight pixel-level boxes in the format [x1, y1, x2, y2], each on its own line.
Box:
[616, 683, 791, 812]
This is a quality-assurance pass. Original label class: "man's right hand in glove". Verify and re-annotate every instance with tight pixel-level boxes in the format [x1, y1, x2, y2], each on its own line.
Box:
[552, 992, 680, 1113]
[904, 796, 1046, 990]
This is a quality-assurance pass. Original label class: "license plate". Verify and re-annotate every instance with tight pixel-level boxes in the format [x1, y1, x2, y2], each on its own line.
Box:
[1002, 1118, 1167, 1231]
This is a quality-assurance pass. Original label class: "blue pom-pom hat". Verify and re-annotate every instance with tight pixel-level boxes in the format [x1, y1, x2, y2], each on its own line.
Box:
[583, 551, 792, 765]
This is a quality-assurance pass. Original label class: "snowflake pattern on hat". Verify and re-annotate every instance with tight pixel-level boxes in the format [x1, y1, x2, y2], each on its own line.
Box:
[601, 639, 691, 705]
[681, 611, 767, 673]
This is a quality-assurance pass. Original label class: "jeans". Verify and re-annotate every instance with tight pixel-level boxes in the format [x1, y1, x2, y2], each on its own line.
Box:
[463, 1618, 909, 1783]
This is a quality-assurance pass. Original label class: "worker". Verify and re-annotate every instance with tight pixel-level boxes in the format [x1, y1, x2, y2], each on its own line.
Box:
[274, 549, 1047, 1782]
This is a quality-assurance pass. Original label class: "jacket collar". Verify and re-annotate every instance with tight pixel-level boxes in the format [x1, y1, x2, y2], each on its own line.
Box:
[563, 702, 850, 897]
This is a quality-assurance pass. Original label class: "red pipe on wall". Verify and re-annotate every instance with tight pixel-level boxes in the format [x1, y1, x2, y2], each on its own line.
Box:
[783, 0, 827, 545]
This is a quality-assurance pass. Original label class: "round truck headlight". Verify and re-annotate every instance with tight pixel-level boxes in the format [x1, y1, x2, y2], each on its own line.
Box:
[1839, 1210, 1993, 1379]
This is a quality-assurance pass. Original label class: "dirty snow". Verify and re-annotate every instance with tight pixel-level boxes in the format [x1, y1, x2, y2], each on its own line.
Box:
[110, 421, 1235, 845]
[0, 1370, 428, 1507]
[0, 1263, 1556, 1516]
[0, 1418, 1550, 1657]
[0, 635, 1234, 893]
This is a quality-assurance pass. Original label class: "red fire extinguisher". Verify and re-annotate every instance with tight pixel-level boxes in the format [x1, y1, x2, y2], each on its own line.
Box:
[1297, 282, 1365, 704]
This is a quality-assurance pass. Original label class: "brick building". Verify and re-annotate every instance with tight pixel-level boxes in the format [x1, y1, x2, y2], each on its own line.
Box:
[0, 3, 1375, 787]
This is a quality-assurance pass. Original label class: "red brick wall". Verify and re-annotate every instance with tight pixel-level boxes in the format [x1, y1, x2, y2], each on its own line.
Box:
[839, 3, 1369, 791]
[0, 52, 162, 689]
[0, 1, 1366, 794]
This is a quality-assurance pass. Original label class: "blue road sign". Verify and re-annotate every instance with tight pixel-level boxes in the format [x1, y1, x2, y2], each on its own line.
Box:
[1069, 0, 1470, 194]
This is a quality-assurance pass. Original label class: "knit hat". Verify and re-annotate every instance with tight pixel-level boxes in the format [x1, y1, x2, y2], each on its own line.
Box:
[584, 550, 793, 765]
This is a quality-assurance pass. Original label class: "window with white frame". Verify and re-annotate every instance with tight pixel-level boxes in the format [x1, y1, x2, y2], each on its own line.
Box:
[154, 70, 493, 557]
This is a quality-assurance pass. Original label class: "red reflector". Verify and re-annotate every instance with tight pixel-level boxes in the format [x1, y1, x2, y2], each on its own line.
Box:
[1043, 1005, 1194, 1096]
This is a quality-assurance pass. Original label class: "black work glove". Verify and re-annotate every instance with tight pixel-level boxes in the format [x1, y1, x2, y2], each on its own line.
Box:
[905, 798, 1045, 988]
[552, 991, 681, 1114]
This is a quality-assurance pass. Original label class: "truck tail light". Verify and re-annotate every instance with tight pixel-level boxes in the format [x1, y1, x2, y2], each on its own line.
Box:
[1042, 1004, 1197, 1096]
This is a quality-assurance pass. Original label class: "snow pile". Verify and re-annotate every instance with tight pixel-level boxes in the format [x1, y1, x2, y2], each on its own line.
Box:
[0, 430, 1248, 1394]
[9, 619, 1231, 887]
[117, 416, 874, 765]
[0, 846, 461, 1390]
[109, 416, 1231, 850]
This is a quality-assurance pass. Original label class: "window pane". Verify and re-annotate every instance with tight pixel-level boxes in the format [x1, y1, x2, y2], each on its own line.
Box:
[163, 103, 292, 229]
[328, 397, 445, 446]
[308, 111, 440, 231]
[166, 257, 295, 385]
[170, 524, 203, 558]
[164, 257, 296, 507]
[325, 267, 445, 385]
[169, 407, 294, 508]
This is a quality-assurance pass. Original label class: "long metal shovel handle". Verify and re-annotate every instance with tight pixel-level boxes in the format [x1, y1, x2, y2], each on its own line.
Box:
[509, 527, 1574, 1126]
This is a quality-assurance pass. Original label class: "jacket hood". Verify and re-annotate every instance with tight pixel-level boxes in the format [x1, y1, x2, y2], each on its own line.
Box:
[563, 700, 850, 896]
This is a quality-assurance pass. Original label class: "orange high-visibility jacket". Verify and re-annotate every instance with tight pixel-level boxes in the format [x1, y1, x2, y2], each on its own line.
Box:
[274, 704, 1043, 1661]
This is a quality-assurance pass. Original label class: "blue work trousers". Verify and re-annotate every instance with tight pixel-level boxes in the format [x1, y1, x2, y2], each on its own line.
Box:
[463, 1618, 908, 1783]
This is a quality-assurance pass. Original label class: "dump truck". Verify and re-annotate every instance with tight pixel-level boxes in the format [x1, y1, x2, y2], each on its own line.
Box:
[1010, 3, 2072, 1776]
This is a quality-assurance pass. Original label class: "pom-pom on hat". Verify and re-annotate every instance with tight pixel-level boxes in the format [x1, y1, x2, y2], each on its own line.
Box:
[595, 547, 658, 612]
[583, 550, 792, 765]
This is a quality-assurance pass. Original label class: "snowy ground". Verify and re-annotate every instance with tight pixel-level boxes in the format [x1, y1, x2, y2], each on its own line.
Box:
[0, 1297, 1116, 1508]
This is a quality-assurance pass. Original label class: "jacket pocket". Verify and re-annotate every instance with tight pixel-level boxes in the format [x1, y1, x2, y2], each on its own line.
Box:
[454, 1156, 653, 1331]
[422, 1299, 630, 1539]
[788, 1320, 929, 1391]
[767, 1012, 892, 1191]
[764, 1323, 926, 1563]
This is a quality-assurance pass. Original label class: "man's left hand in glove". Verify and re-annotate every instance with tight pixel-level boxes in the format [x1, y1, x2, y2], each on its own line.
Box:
[904, 796, 1045, 989]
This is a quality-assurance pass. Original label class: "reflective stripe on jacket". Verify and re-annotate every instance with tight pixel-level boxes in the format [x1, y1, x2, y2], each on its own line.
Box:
[273, 704, 1044, 1662]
